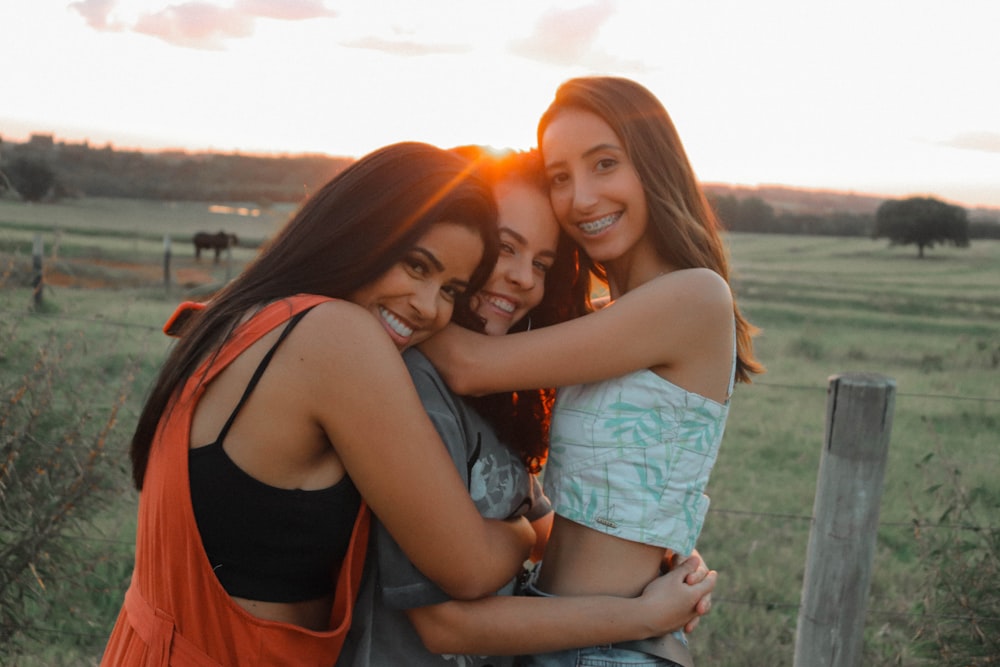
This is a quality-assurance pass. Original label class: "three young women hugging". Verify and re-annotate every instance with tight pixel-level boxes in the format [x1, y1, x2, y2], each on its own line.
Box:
[100, 82, 741, 665]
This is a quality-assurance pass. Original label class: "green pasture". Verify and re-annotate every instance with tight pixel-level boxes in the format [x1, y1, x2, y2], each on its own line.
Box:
[1, 198, 997, 665]
[0, 196, 295, 237]
[697, 234, 999, 663]
[0, 196, 294, 261]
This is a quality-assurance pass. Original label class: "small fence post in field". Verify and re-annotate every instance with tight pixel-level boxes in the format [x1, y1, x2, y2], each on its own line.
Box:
[793, 372, 896, 667]
[163, 234, 172, 293]
[32, 234, 44, 308]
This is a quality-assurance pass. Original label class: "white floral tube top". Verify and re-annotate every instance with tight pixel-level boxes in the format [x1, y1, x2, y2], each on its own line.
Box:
[545, 365, 732, 557]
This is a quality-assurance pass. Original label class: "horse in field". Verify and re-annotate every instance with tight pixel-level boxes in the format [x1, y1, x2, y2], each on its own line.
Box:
[193, 231, 239, 263]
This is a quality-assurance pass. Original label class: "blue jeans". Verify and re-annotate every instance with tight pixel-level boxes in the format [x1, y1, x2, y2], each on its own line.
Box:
[516, 568, 685, 667]
[518, 645, 680, 666]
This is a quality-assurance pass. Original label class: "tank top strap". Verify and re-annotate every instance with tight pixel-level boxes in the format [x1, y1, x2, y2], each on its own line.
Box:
[726, 321, 738, 397]
[190, 294, 333, 389]
[213, 308, 311, 446]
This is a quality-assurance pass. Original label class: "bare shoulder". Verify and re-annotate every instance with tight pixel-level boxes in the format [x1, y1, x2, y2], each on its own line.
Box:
[663, 267, 731, 299]
[286, 299, 401, 373]
[634, 268, 733, 317]
[644, 270, 735, 389]
[296, 298, 378, 332]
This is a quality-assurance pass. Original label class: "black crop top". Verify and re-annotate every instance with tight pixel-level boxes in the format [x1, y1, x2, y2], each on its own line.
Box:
[189, 310, 361, 602]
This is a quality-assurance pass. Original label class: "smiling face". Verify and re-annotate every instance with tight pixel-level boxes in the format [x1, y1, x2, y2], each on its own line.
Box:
[349, 221, 485, 350]
[541, 107, 649, 265]
[473, 181, 560, 336]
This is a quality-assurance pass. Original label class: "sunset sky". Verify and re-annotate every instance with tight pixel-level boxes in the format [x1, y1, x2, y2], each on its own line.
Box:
[3, 0, 998, 208]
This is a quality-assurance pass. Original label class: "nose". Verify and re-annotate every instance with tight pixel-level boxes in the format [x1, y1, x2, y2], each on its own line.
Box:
[572, 175, 599, 214]
[506, 256, 536, 291]
[410, 282, 441, 323]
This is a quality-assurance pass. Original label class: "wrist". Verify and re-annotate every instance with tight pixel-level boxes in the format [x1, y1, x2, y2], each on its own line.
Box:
[632, 593, 667, 638]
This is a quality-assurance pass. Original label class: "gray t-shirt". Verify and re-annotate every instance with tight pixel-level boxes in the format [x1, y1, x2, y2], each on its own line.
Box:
[338, 349, 551, 667]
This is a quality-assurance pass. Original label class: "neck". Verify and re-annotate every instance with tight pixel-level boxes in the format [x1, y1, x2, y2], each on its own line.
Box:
[604, 242, 672, 300]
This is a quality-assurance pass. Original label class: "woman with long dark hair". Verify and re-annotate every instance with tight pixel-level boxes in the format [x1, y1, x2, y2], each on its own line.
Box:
[101, 142, 536, 666]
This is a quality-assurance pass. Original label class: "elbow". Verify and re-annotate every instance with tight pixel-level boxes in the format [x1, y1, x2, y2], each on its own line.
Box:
[408, 606, 464, 655]
[415, 627, 453, 656]
[435, 553, 512, 599]
[438, 575, 494, 601]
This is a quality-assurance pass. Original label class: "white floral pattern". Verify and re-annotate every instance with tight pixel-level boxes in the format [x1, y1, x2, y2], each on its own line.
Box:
[546, 367, 731, 556]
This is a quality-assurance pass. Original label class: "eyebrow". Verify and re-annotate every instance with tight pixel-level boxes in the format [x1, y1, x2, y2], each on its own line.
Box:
[499, 227, 557, 259]
[412, 247, 444, 272]
[412, 247, 472, 291]
[583, 142, 623, 158]
[544, 142, 624, 170]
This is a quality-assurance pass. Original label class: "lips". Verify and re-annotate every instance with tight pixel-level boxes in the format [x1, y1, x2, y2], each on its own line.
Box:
[378, 306, 415, 341]
[577, 212, 621, 235]
[482, 292, 517, 315]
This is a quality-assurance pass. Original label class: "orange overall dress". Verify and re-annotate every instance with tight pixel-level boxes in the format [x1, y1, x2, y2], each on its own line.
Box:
[101, 295, 370, 666]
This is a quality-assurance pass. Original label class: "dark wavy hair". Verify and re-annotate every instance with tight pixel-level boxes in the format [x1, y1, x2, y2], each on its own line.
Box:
[538, 76, 763, 383]
[131, 142, 500, 489]
[451, 147, 591, 473]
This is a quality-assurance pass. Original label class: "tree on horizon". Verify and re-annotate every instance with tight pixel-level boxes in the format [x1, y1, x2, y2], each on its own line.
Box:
[873, 196, 969, 258]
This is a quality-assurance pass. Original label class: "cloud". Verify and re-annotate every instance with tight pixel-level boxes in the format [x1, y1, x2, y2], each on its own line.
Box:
[341, 36, 470, 57]
[69, 0, 124, 32]
[73, 0, 337, 50]
[939, 132, 1000, 154]
[133, 3, 254, 51]
[507, 0, 646, 72]
[234, 0, 336, 21]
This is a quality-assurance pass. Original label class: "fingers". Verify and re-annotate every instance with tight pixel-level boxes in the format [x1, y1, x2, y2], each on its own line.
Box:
[689, 571, 716, 613]
[669, 551, 708, 585]
[684, 573, 715, 635]
[682, 552, 708, 585]
[684, 616, 700, 634]
[695, 569, 717, 594]
[696, 591, 713, 615]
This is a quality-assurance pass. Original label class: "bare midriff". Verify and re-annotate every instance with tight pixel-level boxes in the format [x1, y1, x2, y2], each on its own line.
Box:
[536, 514, 665, 598]
[231, 595, 334, 632]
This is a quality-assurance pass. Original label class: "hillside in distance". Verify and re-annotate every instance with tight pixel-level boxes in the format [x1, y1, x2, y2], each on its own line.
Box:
[703, 183, 885, 215]
[2, 132, 998, 222]
[702, 182, 999, 221]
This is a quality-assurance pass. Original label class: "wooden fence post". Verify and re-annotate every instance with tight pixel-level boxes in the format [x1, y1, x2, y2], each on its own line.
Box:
[163, 235, 172, 293]
[793, 372, 896, 667]
[32, 234, 44, 308]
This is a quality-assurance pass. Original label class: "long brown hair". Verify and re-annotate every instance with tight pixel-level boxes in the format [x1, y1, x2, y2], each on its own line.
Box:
[538, 76, 764, 383]
[131, 142, 500, 489]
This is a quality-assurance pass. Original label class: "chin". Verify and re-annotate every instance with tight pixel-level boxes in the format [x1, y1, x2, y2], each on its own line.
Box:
[480, 320, 506, 337]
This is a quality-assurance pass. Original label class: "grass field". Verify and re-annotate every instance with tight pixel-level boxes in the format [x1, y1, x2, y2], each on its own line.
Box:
[1, 197, 997, 665]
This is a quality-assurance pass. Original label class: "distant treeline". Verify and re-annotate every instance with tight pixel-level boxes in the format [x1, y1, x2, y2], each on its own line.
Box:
[705, 191, 1000, 239]
[2, 133, 998, 239]
[707, 192, 872, 237]
[0, 134, 352, 204]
